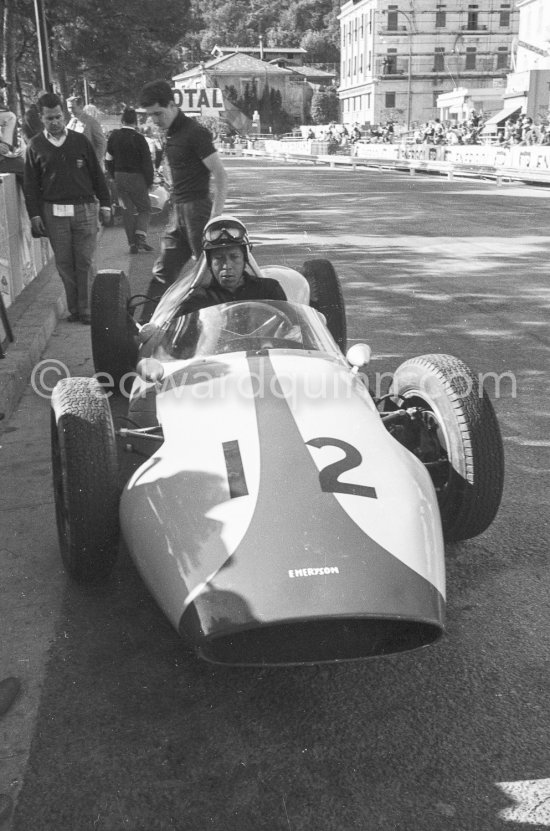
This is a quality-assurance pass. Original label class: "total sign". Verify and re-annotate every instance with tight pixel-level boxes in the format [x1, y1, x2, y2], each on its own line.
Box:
[172, 87, 225, 114]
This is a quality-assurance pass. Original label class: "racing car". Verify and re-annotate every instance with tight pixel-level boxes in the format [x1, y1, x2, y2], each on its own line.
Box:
[50, 256, 504, 666]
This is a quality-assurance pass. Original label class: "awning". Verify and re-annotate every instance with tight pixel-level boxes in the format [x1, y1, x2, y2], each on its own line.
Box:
[482, 105, 522, 131]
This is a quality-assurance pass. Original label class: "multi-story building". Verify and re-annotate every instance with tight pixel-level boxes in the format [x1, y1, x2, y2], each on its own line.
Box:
[338, 0, 519, 129]
[501, 0, 550, 119]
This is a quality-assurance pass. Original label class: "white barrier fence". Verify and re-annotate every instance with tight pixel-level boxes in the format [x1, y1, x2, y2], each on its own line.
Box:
[0, 174, 52, 309]
[258, 139, 550, 183]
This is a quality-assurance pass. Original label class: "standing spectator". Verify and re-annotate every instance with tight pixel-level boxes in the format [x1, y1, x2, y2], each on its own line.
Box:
[0, 84, 24, 183]
[143, 123, 164, 170]
[105, 107, 155, 253]
[139, 79, 228, 297]
[21, 103, 42, 142]
[66, 95, 106, 165]
[23, 92, 111, 324]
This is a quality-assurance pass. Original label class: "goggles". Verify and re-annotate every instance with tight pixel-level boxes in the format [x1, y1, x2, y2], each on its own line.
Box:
[203, 223, 248, 245]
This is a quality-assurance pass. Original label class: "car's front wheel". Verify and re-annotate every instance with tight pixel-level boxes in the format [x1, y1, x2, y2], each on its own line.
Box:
[91, 270, 138, 394]
[390, 353, 505, 542]
[51, 377, 120, 583]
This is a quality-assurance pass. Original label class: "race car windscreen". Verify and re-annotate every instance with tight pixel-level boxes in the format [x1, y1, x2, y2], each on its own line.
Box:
[153, 301, 338, 361]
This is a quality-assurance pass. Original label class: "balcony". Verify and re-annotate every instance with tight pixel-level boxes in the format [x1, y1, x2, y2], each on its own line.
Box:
[376, 58, 409, 77]
[379, 25, 408, 34]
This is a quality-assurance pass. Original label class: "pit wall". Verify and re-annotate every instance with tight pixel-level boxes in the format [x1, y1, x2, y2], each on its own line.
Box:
[0, 174, 52, 309]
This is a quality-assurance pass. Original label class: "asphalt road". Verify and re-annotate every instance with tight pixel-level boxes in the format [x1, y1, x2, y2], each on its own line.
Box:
[2, 159, 550, 831]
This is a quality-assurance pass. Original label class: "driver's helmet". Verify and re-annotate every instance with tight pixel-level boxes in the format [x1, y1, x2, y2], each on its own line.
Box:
[202, 215, 251, 260]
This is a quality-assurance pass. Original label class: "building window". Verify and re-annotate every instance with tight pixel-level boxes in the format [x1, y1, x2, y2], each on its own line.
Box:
[367, 92, 371, 109]
[433, 91, 444, 108]
[385, 91, 396, 108]
[465, 47, 476, 69]
[359, 55, 363, 74]
[496, 47, 509, 69]
[434, 47, 445, 72]
[467, 5, 479, 30]
[499, 4, 510, 27]
[383, 49, 398, 74]
[436, 5, 446, 27]
[354, 56, 357, 75]
[387, 5, 398, 31]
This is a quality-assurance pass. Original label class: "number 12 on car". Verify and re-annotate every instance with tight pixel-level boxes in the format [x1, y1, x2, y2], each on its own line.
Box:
[222, 438, 378, 500]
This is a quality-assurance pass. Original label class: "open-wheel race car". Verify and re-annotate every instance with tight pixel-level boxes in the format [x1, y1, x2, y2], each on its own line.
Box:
[50, 254, 504, 666]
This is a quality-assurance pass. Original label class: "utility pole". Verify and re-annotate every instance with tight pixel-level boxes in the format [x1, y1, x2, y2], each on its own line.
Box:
[33, 0, 54, 92]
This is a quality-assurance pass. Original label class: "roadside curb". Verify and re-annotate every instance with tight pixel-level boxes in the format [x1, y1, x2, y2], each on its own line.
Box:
[0, 261, 66, 430]
[0, 222, 119, 432]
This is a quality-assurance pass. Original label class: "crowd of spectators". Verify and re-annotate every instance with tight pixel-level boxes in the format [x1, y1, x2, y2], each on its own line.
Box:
[410, 113, 550, 147]
[326, 112, 550, 148]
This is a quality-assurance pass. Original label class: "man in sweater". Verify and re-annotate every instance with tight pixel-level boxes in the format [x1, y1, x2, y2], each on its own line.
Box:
[105, 107, 155, 253]
[23, 92, 111, 324]
[139, 80, 228, 291]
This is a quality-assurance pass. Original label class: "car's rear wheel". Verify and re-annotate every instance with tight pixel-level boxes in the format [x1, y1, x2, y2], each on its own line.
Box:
[390, 353, 504, 542]
[301, 259, 347, 352]
[51, 377, 120, 583]
[91, 270, 138, 394]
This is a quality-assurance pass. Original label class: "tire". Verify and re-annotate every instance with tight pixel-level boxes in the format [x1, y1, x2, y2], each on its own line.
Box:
[51, 377, 120, 583]
[91, 270, 138, 393]
[301, 259, 347, 352]
[389, 354, 505, 542]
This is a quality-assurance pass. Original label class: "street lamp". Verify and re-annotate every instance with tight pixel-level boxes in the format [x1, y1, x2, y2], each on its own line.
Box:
[380, 7, 413, 131]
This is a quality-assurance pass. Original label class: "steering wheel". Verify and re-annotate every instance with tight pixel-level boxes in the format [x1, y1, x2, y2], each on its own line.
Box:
[230, 301, 295, 337]
[218, 336, 303, 354]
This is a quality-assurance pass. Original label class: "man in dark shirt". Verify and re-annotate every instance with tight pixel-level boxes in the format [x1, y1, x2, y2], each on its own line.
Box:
[139, 80, 228, 290]
[23, 92, 111, 324]
[105, 107, 155, 253]
[177, 215, 286, 315]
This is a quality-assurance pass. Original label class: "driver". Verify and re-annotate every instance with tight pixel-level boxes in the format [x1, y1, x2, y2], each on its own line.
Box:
[175, 215, 286, 315]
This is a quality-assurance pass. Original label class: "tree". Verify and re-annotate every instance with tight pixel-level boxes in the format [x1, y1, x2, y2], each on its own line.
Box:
[191, 0, 282, 53]
[270, 88, 292, 134]
[1, 0, 17, 112]
[1, 0, 342, 116]
[266, 0, 340, 51]
[300, 31, 339, 66]
[47, 0, 191, 105]
[310, 85, 339, 124]
[259, 82, 272, 128]
[1, 0, 193, 111]
[241, 80, 259, 118]
[1, 0, 47, 113]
